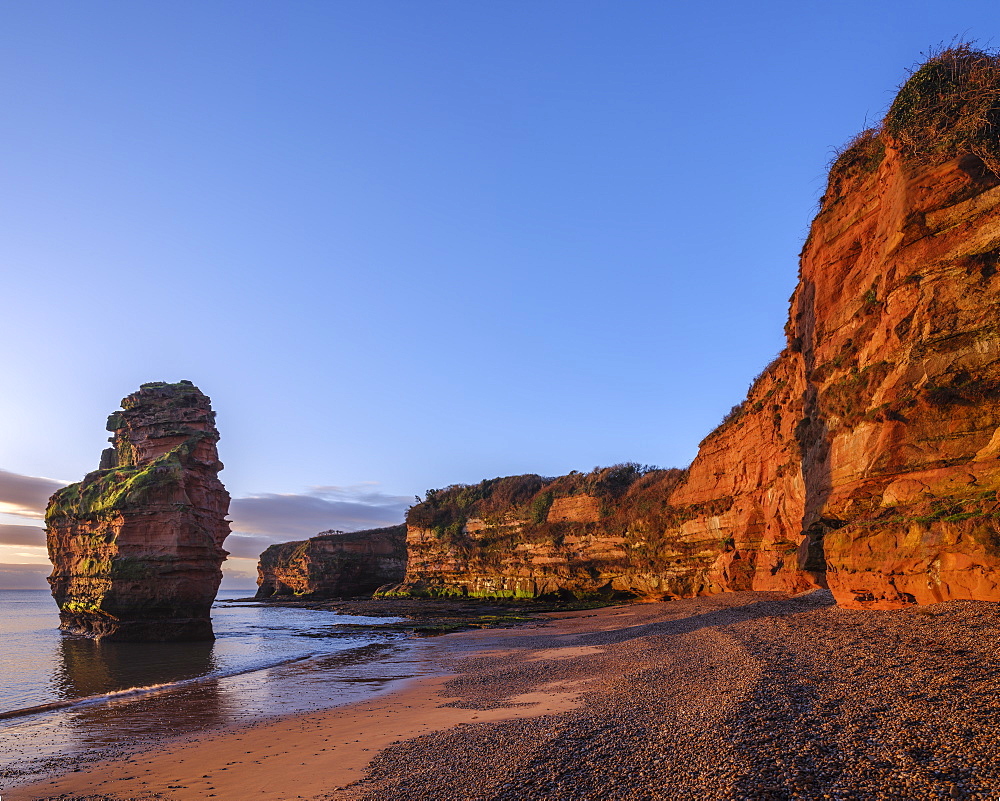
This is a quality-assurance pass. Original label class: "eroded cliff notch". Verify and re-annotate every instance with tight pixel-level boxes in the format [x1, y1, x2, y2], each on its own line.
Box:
[46, 381, 231, 641]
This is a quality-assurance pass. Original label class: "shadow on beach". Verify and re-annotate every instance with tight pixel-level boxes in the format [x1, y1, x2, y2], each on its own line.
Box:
[564, 589, 837, 647]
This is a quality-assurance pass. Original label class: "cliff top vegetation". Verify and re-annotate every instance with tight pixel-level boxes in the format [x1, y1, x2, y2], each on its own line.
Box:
[408, 463, 689, 546]
[828, 44, 1000, 192]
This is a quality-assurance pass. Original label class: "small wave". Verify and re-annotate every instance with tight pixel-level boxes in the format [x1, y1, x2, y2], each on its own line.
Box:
[0, 650, 331, 722]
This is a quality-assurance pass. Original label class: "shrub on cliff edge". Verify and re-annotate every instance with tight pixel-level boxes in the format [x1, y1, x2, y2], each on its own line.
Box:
[885, 43, 1000, 174]
[827, 44, 1000, 193]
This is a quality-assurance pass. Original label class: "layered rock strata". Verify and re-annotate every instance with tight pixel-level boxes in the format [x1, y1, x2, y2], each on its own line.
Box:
[393, 49, 1000, 608]
[255, 525, 406, 599]
[46, 381, 231, 640]
[382, 468, 688, 600]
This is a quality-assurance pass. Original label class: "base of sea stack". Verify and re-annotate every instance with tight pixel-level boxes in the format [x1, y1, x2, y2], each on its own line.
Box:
[58, 613, 215, 642]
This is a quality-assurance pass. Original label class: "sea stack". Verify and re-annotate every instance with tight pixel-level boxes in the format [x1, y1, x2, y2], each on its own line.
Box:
[45, 381, 231, 641]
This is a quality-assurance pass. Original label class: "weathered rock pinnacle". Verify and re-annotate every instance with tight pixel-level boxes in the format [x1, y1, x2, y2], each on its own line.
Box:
[45, 381, 231, 641]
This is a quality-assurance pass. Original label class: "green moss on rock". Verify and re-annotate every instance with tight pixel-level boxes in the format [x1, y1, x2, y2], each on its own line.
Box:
[46, 448, 187, 522]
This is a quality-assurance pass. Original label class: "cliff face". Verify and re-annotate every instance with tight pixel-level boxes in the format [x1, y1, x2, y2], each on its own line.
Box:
[395, 49, 1000, 608]
[46, 381, 231, 640]
[797, 147, 1000, 608]
[255, 525, 406, 599]
[386, 468, 722, 600]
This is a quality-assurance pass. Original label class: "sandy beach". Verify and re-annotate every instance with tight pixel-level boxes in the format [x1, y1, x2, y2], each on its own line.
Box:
[10, 589, 1000, 801]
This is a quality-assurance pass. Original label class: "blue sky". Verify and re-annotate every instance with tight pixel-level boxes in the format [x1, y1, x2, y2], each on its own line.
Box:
[1, 1, 997, 586]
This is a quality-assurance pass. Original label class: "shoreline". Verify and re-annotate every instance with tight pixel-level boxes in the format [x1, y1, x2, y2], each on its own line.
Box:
[7, 605, 596, 801]
[232, 595, 618, 635]
[11, 590, 1000, 800]
[0, 596, 442, 790]
[7, 672, 585, 801]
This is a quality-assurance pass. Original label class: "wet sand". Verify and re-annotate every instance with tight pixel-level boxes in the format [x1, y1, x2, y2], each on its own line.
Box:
[11, 589, 1000, 800]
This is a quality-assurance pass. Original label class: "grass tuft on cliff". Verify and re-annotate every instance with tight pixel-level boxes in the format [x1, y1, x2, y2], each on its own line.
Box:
[828, 128, 885, 182]
[827, 43, 1000, 192]
[885, 43, 1000, 173]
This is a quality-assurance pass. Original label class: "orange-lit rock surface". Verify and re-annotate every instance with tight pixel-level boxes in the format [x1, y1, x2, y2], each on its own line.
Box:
[387, 468, 712, 600]
[797, 144, 1000, 608]
[45, 381, 231, 640]
[255, 525, 406, 599]
[394, 51, 1000, 607]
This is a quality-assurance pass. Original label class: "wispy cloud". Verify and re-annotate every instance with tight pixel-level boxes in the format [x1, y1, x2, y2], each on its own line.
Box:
[228, 485, 410, 540]
[0, 524, 46, 548]
[224, 534, 286, 559]
[0, 468, 411, 563]
[0, 469, 67, 519]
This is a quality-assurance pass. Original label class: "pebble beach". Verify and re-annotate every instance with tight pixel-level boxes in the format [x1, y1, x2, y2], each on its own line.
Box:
[12, 589, 1000, 800]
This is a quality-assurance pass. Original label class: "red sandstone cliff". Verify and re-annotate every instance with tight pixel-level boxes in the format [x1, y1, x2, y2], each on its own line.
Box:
[795, 147, 1000, 608]
[393, 48, 1000, 608]
[255, 525, 406, 599]
[382, 468, 694, 600]
[46, 381, 231, 640]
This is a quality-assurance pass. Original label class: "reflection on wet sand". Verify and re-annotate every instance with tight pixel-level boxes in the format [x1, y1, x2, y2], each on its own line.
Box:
[56, 636, 218, 698]
[1, 624, 433, 788]
[221, 641, 410, 716]
[55, 635, 230, 745]
[52, 639, 425, 749]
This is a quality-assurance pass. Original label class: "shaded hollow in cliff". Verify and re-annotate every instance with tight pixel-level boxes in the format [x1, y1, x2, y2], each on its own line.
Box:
[45, 381, 231, 641]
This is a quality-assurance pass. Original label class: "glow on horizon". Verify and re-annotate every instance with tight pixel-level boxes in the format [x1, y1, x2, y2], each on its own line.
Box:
[0, 544, 48, 565]
[0, 503, 46, 520]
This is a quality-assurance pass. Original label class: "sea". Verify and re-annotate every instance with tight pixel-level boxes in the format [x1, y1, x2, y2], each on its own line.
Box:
[0, 589, 437, 787]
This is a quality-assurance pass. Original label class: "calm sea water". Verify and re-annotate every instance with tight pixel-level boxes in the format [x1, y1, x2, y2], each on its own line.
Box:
[0, 589, 436, 787]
